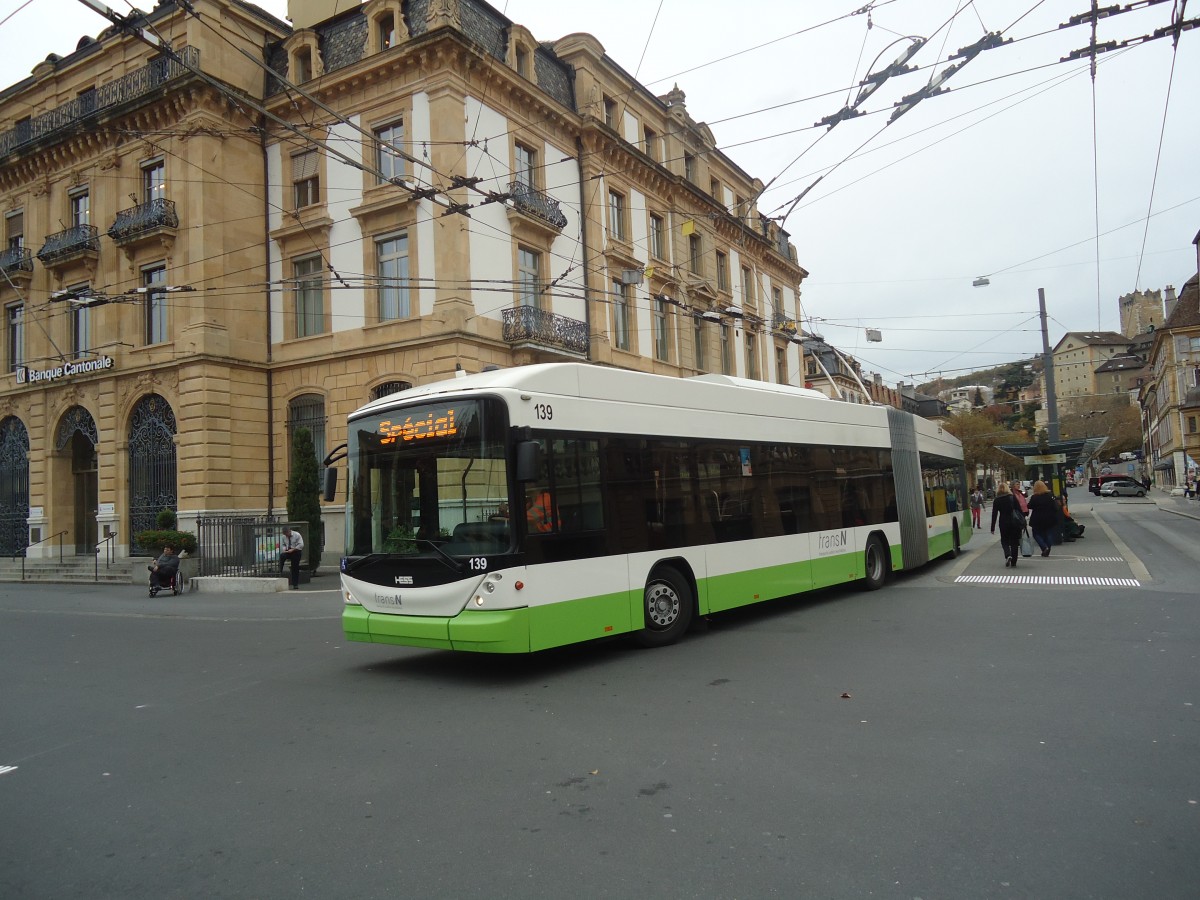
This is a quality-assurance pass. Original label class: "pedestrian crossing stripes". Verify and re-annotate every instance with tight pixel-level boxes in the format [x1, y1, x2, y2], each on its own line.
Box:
[1074, 557, 1124, 562]
[955, 575, 1140, 587]
[0, 765, 16, 776]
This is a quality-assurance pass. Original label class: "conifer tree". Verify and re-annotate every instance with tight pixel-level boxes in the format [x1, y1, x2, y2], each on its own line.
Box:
[286, 426, 323, 571]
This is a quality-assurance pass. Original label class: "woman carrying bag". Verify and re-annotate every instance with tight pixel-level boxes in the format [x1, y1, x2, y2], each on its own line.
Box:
[990, 482, 1025, 568]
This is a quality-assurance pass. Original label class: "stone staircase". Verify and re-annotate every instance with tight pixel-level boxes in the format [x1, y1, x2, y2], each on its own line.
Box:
[0, 554, 135, 585]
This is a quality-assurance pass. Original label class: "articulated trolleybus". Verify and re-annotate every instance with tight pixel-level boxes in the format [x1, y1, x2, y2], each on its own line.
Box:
[324, 363, 968, 653]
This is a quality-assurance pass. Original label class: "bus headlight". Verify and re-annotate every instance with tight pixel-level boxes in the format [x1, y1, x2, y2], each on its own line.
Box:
[474, 595, 485, 607]
[344, 590, 360, 605]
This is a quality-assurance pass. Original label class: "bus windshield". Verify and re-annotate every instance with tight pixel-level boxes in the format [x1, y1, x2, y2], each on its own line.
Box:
[344, 397, 512, 558]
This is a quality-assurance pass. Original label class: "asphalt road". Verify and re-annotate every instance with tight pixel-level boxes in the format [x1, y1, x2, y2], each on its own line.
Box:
[2, 496, 1198, 899]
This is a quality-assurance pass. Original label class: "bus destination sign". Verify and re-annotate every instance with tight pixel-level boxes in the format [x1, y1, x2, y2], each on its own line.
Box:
[378, 407, 458, 444]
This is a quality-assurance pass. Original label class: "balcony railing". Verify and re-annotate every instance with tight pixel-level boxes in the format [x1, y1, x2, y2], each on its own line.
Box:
[0, 246, 34, 276]
[37, 225, 100, 265]
[0, 47, 200, 159]
[503, 305, 587, 356]
[107, 198, 179, 244]
[508, 181, 568, 230]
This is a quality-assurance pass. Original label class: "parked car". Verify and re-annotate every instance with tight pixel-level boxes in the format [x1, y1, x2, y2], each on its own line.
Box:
[1089, 474, 1132, 494]
[1099, 479, 1146, 497]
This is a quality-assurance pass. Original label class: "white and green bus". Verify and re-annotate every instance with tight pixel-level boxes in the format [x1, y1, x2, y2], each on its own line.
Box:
[324, 363, 969, 653]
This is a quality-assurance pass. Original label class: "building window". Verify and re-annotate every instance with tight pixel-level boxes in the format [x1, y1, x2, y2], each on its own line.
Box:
[518, 246, 542, 309]
[69, 188, 90, 227]
[684, 153, 696, 182]
[6, 303, 22, 373]
[377, 233, 410, 320]
[69, 282, 91, 358]
[293, 256, 324, 337]
[745, 332, 759, 380]
[775, 347, 786, 384]
[514, 142, 536, 187]
[514, 44, 529, 77]
[720, 322, 731, 375]
[142, 264, 168, 345]
[694, 316, 706, 371]
[142, 159, 165, 203]
[741, 265, 753, 308]
[643, 126, 658, 161]
[375, 121, 404, 184]
[648, 214, 665, 260]
[371, 381, 411, 401]
[608, 190, 627, 241]
[293, 150, 319, 209]
[603, 96, 617, 128]
[715, 250, 729, 292]
[710, 177, 721, 199]
[612, 278, 632, 352]
[4, 210, 21, 251]
[688, 234, 702, 275]
[287, 394, 326, 475]
[378, 14, 395, 50]
[654, 296, 669, 362]
[294, 47, 313, 82]
[772, 286, 783, 321]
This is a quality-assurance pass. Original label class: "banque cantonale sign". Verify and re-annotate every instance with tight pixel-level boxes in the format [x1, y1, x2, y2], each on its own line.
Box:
[16, 355, 115, 385]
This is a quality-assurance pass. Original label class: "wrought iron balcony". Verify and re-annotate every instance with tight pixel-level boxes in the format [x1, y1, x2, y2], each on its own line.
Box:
[0, 246, 33, 277]
[37, 225, 100, 266]
[508, 181, 568, 231]
[0, 47, 200, 159]
[107, 198, 179, 244]
[503, 305, 587, 356]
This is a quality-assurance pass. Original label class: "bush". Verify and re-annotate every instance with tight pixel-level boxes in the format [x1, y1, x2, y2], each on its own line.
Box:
[155, 508, 178, 530]
[136, 529, 198, 556]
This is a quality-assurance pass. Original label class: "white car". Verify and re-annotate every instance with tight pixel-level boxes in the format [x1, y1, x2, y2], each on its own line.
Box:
[1099, 479, 1146, 498]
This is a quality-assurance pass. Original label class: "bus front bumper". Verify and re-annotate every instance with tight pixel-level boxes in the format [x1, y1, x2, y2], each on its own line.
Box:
[343, 605, 531, 653]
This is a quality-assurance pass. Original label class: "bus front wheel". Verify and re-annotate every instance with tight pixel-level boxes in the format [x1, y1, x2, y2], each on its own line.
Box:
[634, 567, 693, 648]
[861, 536, 888, 591]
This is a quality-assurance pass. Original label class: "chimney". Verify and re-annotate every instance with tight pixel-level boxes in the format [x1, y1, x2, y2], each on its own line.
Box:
[1164, 284, 1178, 320]
[288, 0, 335, 30]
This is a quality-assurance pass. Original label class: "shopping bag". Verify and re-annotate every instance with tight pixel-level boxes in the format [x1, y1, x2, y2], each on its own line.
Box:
[1019, 529, 1033, 557]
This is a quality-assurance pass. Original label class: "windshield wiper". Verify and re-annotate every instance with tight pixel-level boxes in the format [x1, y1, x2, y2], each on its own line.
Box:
[416, 538, 466, 574]
[343, 553, 390, 574]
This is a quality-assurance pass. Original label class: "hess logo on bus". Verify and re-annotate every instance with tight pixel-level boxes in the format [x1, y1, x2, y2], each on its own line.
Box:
[378, 408, 457, 444]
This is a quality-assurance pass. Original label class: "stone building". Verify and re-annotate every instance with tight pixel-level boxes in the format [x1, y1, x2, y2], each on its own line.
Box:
[0, 0, 807, 563]
[0, 0, 289, 559]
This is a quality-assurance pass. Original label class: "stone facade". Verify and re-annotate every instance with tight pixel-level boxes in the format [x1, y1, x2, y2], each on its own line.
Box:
[0, 0, 807, 564]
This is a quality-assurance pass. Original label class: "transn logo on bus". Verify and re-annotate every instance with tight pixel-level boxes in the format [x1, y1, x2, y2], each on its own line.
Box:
[817, 530, 849, 556]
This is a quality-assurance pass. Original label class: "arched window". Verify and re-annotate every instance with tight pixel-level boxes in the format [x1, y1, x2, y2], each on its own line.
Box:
[370, 381, 411, 401]
[288, 394, 326, 471]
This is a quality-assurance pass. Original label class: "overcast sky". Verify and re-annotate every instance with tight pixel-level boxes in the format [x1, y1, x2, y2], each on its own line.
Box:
[3, 0, 1196, 386]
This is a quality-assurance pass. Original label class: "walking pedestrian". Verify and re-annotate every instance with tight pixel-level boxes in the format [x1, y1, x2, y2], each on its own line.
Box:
[990, 482, 1023, 567]
[969, 485, 984, 529]
[1027, 481, 1060, 557]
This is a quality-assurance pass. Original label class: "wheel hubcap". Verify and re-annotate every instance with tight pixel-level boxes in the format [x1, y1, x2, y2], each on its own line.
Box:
[646, 583, 679, 628]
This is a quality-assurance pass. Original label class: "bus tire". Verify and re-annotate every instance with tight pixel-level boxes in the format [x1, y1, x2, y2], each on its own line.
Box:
[861, 535, 888, 591]
[634, 567, 693, 648]
[947, 521, 961, 559]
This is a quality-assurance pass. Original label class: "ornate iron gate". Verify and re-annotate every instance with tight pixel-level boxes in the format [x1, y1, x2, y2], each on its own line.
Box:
[0, 416, 29, 557]
[128, 394, 178, 555]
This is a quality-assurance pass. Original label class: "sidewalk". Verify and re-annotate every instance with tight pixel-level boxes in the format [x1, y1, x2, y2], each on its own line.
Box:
[1150, 488, 1200, 521]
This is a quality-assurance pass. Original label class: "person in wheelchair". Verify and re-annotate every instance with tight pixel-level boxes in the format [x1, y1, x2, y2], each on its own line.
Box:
[148, 544, 181, 596]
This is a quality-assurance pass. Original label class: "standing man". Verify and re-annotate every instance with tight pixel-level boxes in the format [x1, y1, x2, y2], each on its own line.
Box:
[279, 526, 304, 590]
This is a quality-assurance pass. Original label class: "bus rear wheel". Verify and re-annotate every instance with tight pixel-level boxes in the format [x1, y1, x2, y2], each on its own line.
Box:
[861, 536, 888, 591]
[634, 567, 693, 648]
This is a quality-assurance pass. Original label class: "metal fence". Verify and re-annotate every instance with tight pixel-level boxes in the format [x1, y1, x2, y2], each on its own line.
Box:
[196, 515, 310, 578]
